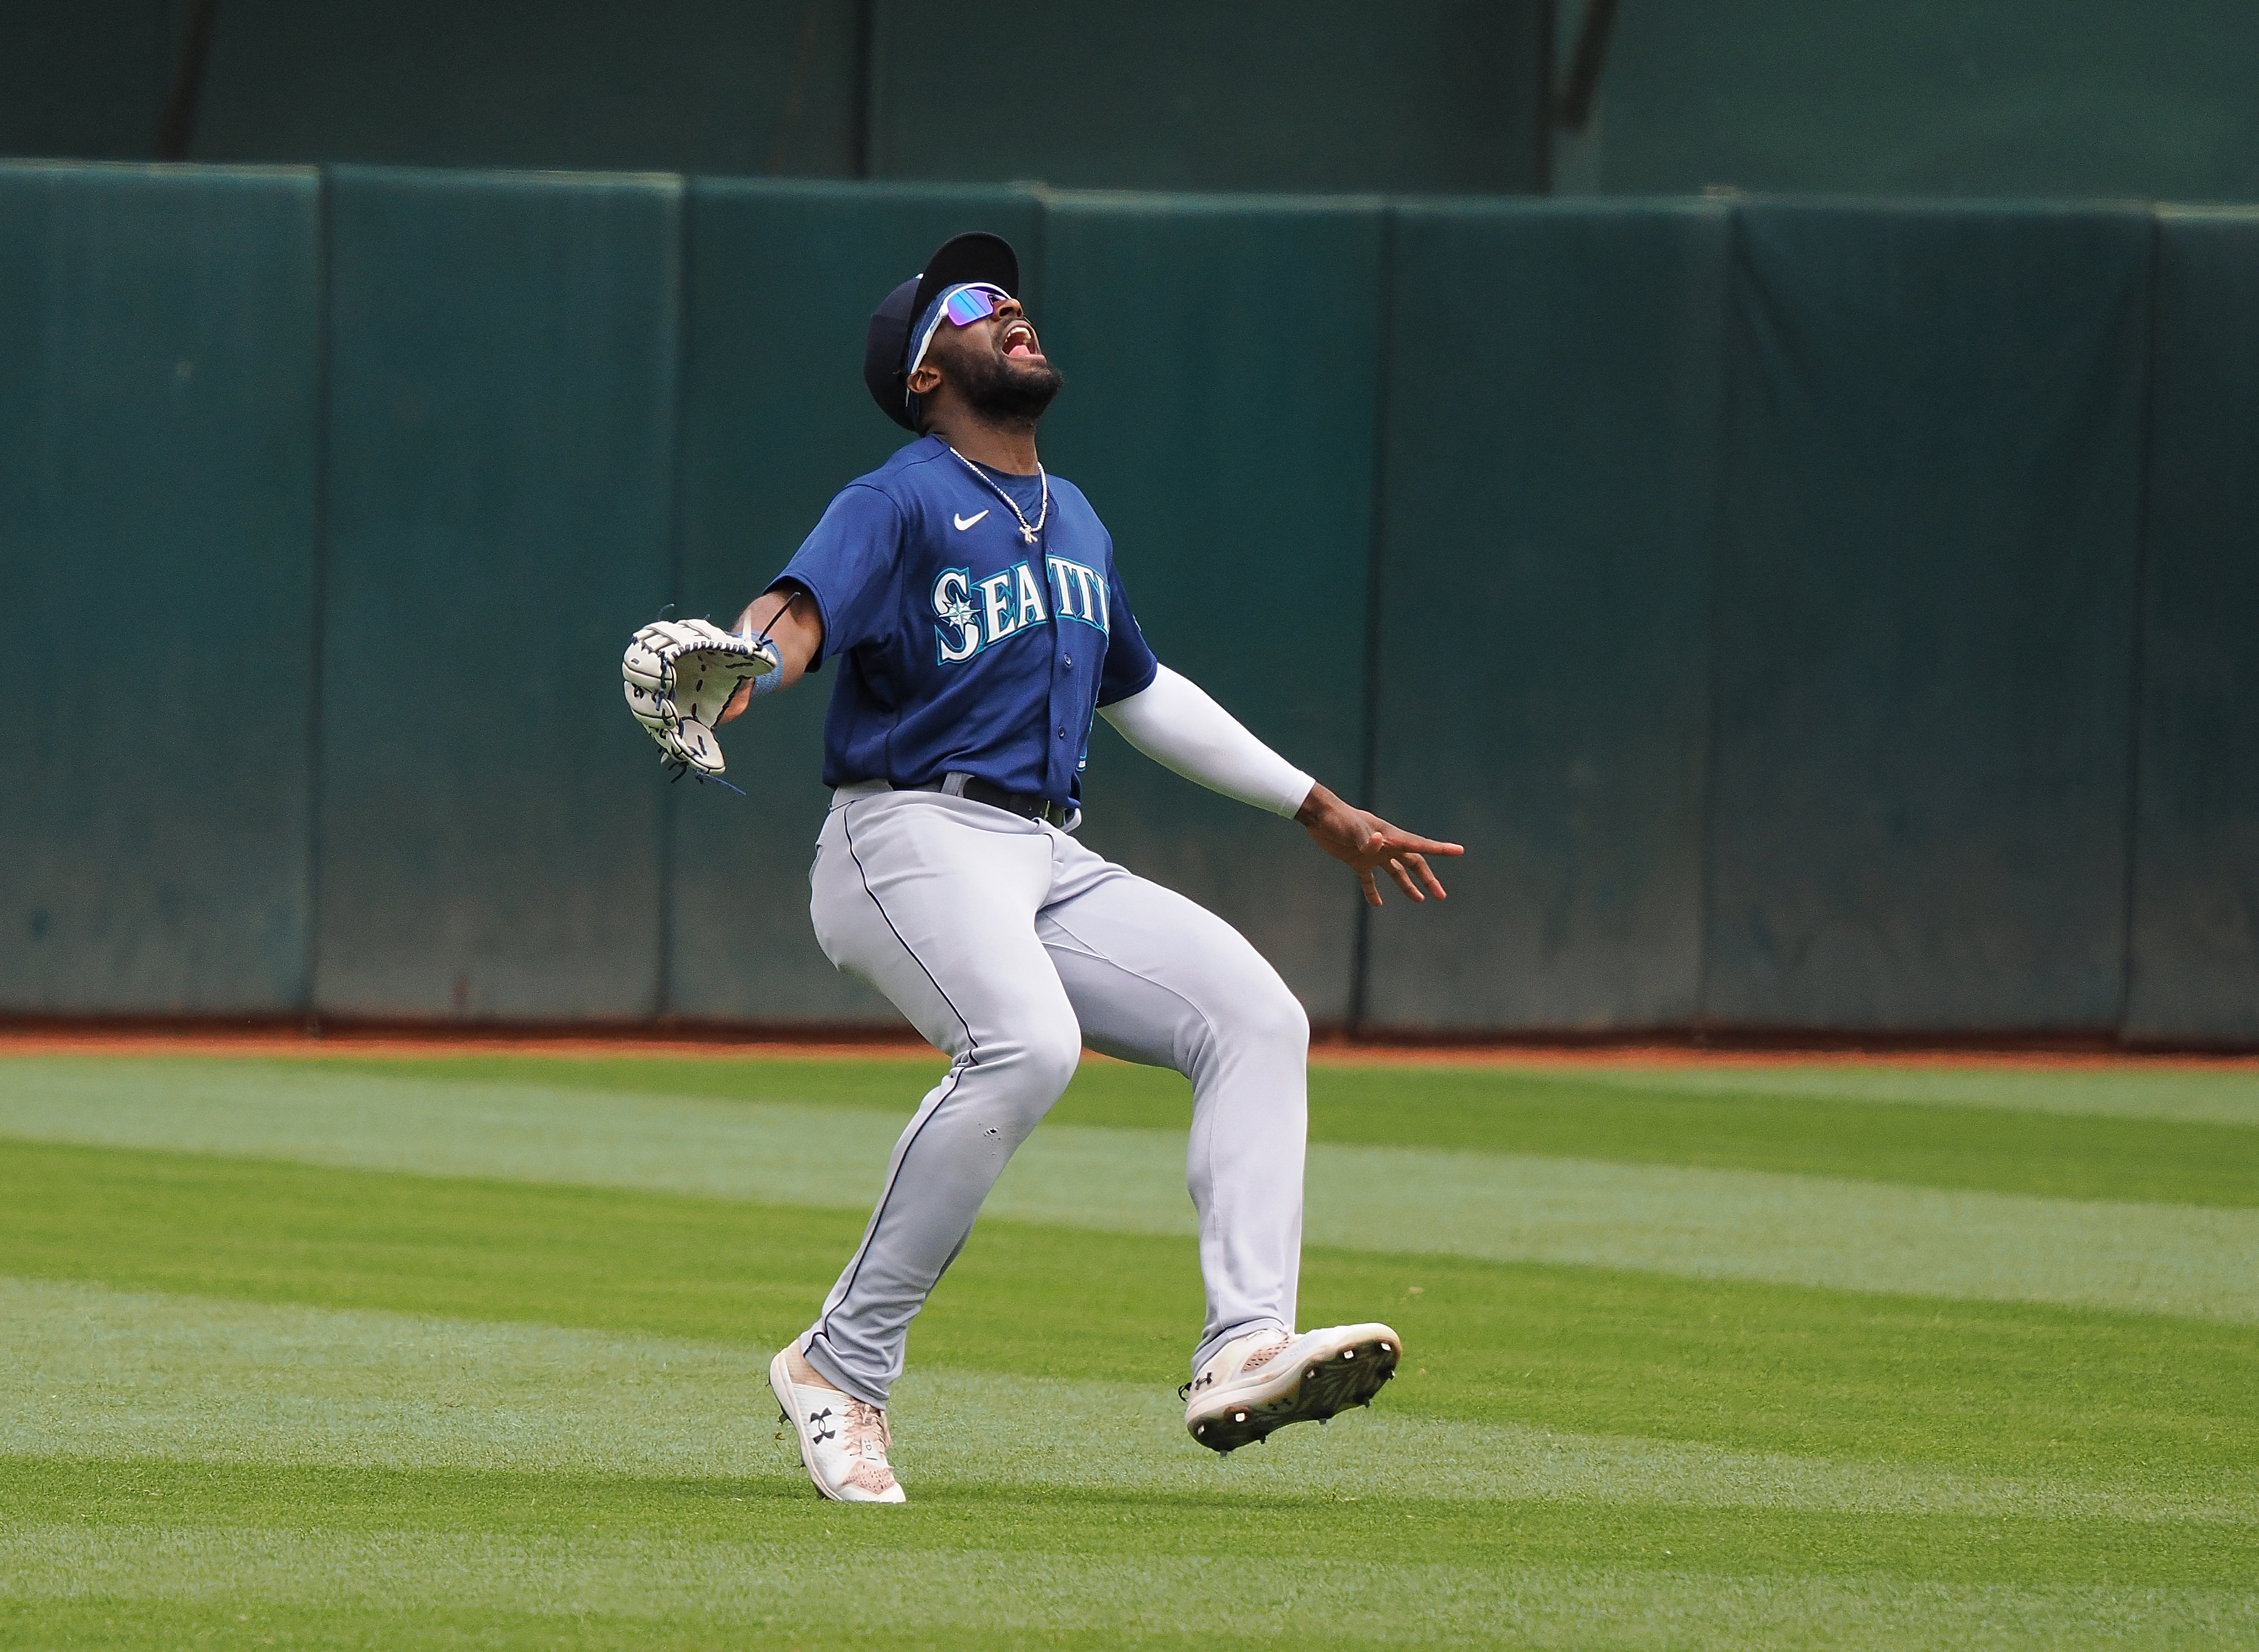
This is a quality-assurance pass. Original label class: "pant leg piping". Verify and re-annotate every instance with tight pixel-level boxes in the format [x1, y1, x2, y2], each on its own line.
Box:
[815, 806, 982, 1354]
[844, 800, 977, 1050]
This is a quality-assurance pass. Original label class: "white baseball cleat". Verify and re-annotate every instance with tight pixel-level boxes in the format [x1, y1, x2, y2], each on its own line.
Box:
[1182, 1322, 1403, 1455]
[768, 1348, 907, 1503]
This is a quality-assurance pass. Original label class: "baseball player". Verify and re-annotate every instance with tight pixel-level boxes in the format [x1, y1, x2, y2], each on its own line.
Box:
[623, 232, 1461, 1503]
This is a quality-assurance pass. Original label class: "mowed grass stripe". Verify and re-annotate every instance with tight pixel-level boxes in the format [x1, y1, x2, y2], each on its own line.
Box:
[6, 1523, 2258, 1650]
[7, 1456, 2259, 1592]
[281, 1050, 2259, 1131]
[1580, 1061, 2259, 1127]
[5, 1142, 2253, 1483]
[1004, 1119, 2259, 1322]
[288, 1053, 2259, 1205]
[6, 1068, 2255, 1321]
[7, 1276, 2253, 1526]
[7, 1050, 2257, 1652]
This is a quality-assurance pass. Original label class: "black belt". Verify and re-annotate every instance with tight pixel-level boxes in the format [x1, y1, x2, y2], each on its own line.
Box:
[907, 774, 1074, 828]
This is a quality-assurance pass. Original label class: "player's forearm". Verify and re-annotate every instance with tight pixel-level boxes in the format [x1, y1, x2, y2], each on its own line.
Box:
[712, 586, 825, 727]
[1098, 664, 1315, 817]
[732, 586, 824, 688]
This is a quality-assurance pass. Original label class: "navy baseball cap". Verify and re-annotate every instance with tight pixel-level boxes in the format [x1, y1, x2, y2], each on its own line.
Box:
[863, 231, 1021, 431]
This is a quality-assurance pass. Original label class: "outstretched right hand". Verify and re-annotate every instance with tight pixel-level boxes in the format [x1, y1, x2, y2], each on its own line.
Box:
[1294, 782, 1464, 908]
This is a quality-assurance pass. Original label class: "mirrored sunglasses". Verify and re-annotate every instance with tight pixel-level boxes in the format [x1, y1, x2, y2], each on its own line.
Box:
[940, 284, 1012, 326]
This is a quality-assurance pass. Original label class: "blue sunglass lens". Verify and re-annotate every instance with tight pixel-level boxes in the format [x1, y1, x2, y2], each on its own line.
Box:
[942, 286, 1004, 326]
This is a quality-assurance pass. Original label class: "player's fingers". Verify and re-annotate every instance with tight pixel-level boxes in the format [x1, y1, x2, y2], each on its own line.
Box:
[1359, 866, 1383, 908]
[718, 679, 753, 725]
[1391, 832, 1464, 858]
[1386, 857, 1426, 902]
[1404, 851, 1450, 900]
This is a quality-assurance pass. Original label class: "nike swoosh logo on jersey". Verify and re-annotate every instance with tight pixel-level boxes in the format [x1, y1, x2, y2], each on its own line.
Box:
[953, 510, 989, 531]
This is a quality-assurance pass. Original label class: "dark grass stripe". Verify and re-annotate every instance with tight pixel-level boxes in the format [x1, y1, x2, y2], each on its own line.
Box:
[2, 1459, 2254, 1590]
[4, 1140, 2252, 1484]
[236, 1054, 2259, 1208]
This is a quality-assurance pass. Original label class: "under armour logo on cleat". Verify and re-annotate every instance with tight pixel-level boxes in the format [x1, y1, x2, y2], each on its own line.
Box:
[808, 1406, 837, 1444]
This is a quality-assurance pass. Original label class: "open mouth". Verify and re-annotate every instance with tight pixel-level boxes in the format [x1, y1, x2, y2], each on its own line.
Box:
[999, 318, 1042, 360]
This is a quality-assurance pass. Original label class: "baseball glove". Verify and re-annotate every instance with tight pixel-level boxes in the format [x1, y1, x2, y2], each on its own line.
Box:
[622, 618, 780, 779]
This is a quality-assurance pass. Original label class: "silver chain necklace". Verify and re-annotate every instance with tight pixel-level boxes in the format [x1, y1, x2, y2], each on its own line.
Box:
[948, 445, 1049, 545]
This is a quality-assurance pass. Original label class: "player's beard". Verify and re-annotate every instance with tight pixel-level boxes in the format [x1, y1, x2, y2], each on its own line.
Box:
[960, 346, 1064, 428]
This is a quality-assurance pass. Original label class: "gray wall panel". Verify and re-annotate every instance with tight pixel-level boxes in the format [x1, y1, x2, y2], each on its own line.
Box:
[192, 0, 860, 177]
[0, 2, 182, 163]
[870, 1, 1545, 195]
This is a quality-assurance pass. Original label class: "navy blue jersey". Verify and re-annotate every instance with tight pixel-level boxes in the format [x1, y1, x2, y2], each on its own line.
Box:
[772, 436, 1160, 808]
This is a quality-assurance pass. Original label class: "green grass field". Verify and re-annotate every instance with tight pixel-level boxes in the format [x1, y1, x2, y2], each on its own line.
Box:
[2, 1050, 2254, 1648]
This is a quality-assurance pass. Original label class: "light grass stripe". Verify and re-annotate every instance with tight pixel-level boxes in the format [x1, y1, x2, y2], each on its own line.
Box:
[1564, 1063, 2259, 1127]
[5, 1279, 2250, 1522]
[1003, 1121, 2259, 1322]
[4, 1526, 2255, 1650]
[2, 1063, 2254, 1322]
[0, 1061, 902, 1205]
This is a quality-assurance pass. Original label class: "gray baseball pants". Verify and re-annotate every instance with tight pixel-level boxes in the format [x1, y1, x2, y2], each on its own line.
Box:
[797, 783, 1309, 1408]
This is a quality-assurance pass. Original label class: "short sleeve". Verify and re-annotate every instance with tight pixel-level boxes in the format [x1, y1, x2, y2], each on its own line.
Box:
[771, 485, 903, 671]
[1096, 559, 1160, 706]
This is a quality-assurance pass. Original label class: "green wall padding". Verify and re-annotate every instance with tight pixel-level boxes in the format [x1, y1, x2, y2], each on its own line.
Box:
[1564, 0, 2259, 201]
[1364, 200, 1726, 1031]
[2124, 209, 2259, 1043]
[15, 163, 2259, 1041]
[1037, 195, 1386, 1022]
[0, 162, 321, 1012]
[870, 1, 1546, 194]
[665, 179, 1044, 1025]
[1703, 203, 2152, 1031]
[313, 167, 681, 1019]
[0, 2, 182, 162]
[190, 0, 861, 177]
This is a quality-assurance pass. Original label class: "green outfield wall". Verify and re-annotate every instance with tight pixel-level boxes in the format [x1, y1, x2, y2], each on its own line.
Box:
[4, 162, 2256, 1042]
[2124, 210, 2259, 1044]
[1364, 200, 1725, 1032]
[313, 168, 684, 1021]
[0, 162, 321, 1014]
[1704, 203, 2153, 1033]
